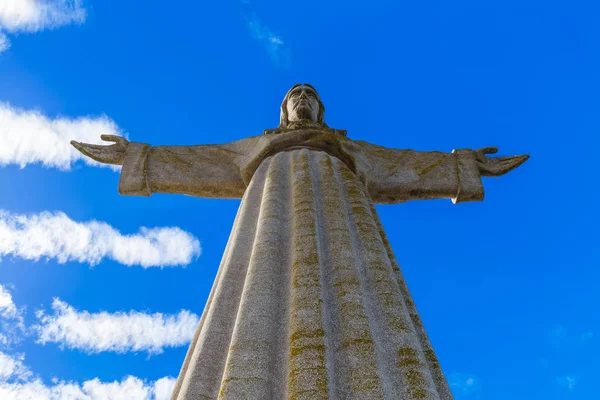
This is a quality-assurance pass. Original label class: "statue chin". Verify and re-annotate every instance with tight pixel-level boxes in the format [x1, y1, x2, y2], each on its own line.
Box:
[291, 106, 315, 121]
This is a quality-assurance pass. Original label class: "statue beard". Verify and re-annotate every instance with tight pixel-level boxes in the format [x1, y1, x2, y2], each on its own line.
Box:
[293, 104, 316, 122]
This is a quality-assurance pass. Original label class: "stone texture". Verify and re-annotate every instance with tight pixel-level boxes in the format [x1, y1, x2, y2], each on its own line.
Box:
[71, 83, 529, 400]
[167, 149, 456, 399]
[116, 129, 486, 205]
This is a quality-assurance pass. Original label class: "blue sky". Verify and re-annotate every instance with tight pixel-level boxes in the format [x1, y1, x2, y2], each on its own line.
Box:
[0, 0, 598, 398]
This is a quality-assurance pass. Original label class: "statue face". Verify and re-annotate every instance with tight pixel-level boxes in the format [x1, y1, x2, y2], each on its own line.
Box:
[286, 85, 320, 123]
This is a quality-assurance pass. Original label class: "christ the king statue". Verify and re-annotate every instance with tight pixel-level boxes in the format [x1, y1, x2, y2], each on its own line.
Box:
[72, 84, 528, 400]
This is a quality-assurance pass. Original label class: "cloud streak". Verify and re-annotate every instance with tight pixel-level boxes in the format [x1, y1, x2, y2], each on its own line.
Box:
[0, 210, 201, 268]
[0, 375, 176, 400]
[0, 287, 180, 397]
[0, 102, 125, 170]
[244, 13, 290, 67]
[0, 0, 86, 52]
[556, 375, 577, 390]
[449, 373, 480, 396]
[35, 299, 199, 355]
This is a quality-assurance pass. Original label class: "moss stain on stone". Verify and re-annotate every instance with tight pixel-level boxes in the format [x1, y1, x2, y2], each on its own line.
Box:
[418, 158, 445, 177]
[317, 153, 383, 397]
[397, 346, 429, 399]
[288, 152, 328, 400]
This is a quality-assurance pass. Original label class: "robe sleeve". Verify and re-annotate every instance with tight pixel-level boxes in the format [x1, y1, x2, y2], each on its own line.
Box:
[118, 137, 256, 198]
[356, 141, 484, 204]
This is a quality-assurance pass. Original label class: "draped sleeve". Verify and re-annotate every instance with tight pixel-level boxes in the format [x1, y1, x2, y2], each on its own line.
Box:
[118, 137, 258, 199]
[354, 140, 484, 204]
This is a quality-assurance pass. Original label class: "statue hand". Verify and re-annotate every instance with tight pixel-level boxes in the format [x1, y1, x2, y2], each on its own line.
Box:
[474, 147, 529, 177]
[71, 135, 129, 165]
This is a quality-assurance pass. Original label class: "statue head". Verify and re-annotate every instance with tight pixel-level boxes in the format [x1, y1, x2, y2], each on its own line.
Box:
[279, 84, 327, 128]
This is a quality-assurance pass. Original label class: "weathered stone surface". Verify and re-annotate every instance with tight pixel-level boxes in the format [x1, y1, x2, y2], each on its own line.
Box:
[71, 83, 529, 400]
[171, 149, 453, 399]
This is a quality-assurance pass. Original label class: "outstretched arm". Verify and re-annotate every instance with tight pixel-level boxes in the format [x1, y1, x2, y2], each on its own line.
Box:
[71, 135, 256, 198]
[356, 141, 528, 204]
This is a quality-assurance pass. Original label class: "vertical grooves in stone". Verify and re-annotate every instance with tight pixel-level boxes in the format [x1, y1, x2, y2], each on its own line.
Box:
[317, 153, 383, 399]
[287, 150, 328, 400]
[368, 203, 454, 400]
[308, 151, 336, 399]
[336, 160, 440, 400]
[218, 153, 292, 399]
[172, 161, 268, 400]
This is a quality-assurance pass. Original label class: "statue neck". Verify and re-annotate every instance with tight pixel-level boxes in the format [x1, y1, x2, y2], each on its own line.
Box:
[287, 120, 322, 130]
[263, 118, 347, 136]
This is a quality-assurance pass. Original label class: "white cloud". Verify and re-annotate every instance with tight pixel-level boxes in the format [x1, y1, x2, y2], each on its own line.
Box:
[244, 13, 290, 67]
[0, 376, 176, 400]
[0, 33, 9, 52]
[35, 299, 199, 355]
[0, 285, 179, 398]
[0, 210, 201, 268]
[0, 0, 86, 32]
[0, 352, 31, 382]
[0, 285, 18, 319]
[0, 102, 124, 171]
[0, 348, 175, 398]
[557, 375, 577, 390]
[0, 0, 86, 52]
[150, 377, 176, 400]
[0, 284, 25, 346]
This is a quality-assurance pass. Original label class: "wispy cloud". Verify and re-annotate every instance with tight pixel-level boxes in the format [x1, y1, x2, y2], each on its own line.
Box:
[0, 284, 25, 347]
[35, 299, 199, 355]
[244, 13, 290, 67]
[0, 0, 86, 52]
[0, 102, 124, 171]
[152, 377, 177, 400]
[0, 210, 201, 268]
[0, 286, 179, 397]
[556, 375, 577, 390]
[449, 373, 480, 397]
[544, 325, 593, 391]
[0, 285, 19, 320]
[0, 375, 176, 400]
[0, 352, 31, 382]
[0, 33, 9, 52]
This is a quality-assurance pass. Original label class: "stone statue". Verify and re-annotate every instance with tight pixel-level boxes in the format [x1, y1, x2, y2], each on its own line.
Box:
[72, 84, 528, 400]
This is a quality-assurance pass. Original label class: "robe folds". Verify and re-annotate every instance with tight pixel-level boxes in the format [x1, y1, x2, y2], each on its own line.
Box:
[118, 129, 484, 400]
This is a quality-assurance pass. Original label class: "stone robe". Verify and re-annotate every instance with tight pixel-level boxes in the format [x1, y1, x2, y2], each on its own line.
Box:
[119, 129, 484, 400]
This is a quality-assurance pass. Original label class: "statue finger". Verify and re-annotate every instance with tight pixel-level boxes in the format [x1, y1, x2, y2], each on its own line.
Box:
[481, 146, 499, 155]
[81, 143, 112, 151]
[70, 140, 83, 151]
[499, 155, 529, 172]
[73, 143, 107, 161]
[101, 134, 126, 144]
[71, 141, 101, 158]
[475, 146, 498, 161]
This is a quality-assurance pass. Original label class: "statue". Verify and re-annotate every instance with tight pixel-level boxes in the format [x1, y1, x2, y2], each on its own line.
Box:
[72, 84, 528, 400]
